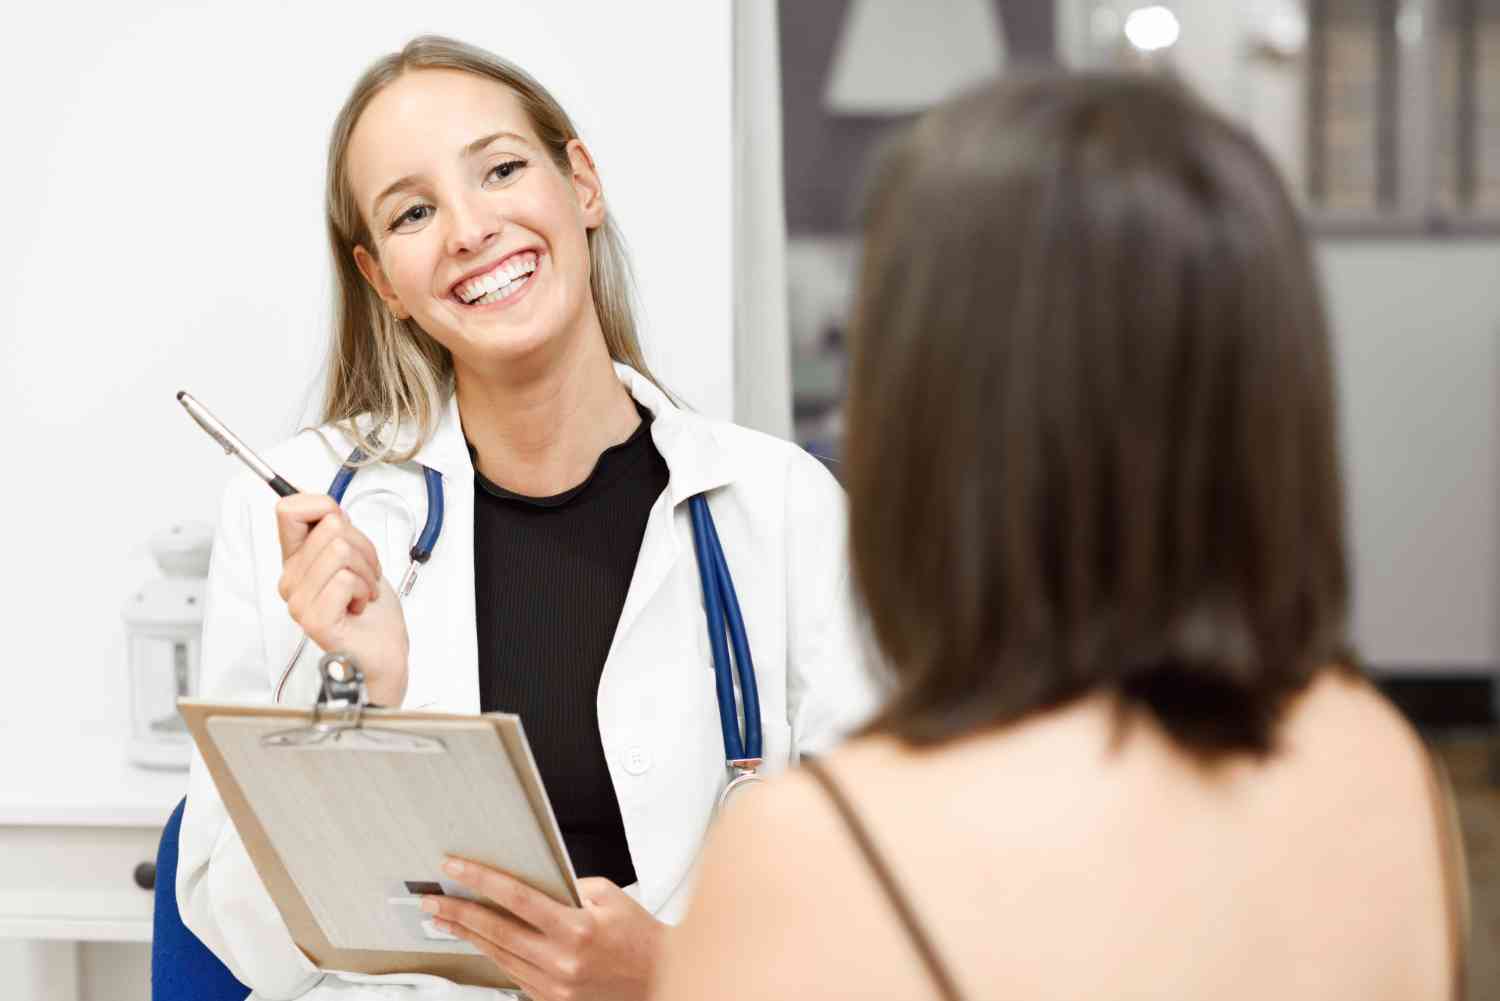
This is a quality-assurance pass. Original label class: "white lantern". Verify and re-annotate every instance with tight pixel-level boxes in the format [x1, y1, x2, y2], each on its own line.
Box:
[122, 522, 213, 770]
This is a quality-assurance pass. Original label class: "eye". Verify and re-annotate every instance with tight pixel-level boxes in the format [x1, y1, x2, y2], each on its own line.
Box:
[486, 159, 527, 184]
[389, 204, 433, 232]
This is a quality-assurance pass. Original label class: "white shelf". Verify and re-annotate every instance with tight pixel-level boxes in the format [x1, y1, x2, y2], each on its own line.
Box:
[0, 916, 152, 943]
[0, 726, 186, 828]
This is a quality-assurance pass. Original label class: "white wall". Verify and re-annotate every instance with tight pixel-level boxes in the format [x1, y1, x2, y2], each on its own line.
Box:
[0, 1, 734, 737]
[1321, 242, 1500, 668]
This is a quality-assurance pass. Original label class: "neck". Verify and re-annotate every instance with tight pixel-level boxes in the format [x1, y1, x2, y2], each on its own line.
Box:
[454, 318, 642, 498]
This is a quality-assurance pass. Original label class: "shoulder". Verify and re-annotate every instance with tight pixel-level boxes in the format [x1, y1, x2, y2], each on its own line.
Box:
[668, 758, 842, 950]
[696, 739, 911, 906]
[707, 414, 836, 478]
[662, 741, 928, 999]
[264, 420, 367, 476]
[625, 363, 842, 507]
[693, 413, 845, 510]
[1284, 669, 1436, 798]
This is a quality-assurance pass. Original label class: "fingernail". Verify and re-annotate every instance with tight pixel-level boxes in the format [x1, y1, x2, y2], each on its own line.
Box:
[443, 859, 463, 876]
[420, 897, 439, 914]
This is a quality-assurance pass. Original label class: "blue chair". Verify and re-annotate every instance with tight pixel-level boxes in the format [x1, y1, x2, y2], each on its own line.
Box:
[152, 797, 250, 1001]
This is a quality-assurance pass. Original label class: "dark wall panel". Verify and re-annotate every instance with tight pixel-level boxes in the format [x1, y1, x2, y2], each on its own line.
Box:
[779, 0, 1056, 234]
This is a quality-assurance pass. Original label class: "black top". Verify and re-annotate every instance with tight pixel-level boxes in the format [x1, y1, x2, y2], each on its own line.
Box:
[471, 406, 667, 888]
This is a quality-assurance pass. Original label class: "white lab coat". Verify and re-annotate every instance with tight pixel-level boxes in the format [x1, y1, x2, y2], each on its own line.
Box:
[177, 363, 882, 1000]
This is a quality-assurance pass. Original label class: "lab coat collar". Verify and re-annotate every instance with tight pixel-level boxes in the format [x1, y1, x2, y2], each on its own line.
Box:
[614, 362, 736, 505]
[403, 362, 736, 503]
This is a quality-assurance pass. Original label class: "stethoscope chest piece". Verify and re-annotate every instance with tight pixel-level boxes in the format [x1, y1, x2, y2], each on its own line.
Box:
[716, 759, 765, 815]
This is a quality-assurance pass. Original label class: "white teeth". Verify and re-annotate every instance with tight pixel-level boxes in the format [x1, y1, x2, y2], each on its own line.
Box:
[470, 272, 531, 306]
[457, 253, 538, 304]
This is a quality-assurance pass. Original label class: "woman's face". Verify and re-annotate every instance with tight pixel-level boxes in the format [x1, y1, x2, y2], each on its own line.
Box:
[346, 69, 604, 373]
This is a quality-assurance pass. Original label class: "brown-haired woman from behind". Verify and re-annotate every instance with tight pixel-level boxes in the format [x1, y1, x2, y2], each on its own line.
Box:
[653, 71, 1468, 1001]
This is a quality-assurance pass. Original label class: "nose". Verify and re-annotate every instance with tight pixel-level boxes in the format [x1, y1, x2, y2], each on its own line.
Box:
[443, 189, 502, 258]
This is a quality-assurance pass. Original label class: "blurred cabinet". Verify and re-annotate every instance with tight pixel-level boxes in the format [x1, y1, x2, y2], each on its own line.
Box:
[1061, 0, 1500, 233]
[1308, 0, 1391, 214]
[1434, 0, 1500, 224]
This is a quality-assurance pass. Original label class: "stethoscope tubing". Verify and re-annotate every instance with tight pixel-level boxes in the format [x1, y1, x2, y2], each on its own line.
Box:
[328, 450, 444, 565]
[690, 495, 762, 764]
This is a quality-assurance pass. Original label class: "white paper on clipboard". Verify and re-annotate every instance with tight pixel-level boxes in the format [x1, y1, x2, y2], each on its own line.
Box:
[201, 712, 578, 953]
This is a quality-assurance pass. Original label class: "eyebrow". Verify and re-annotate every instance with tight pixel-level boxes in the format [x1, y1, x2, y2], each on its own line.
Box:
[370, 130, 533, 216]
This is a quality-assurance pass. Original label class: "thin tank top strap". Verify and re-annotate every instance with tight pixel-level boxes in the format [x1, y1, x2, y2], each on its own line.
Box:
[801, 756, 965, 1001]
[1421, 745, 1470, 1001]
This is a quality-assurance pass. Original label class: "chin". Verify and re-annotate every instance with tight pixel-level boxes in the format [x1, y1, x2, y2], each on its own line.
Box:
[453, 320, 572, 377]
[426, 279, 590, 375]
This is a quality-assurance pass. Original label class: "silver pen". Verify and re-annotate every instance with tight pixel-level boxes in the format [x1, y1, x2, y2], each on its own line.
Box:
[177, 391, 299, 497]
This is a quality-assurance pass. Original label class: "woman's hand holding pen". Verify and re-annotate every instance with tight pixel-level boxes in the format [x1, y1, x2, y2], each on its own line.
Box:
[422, 859, 666, 1001]
[275, 494, 410, 707]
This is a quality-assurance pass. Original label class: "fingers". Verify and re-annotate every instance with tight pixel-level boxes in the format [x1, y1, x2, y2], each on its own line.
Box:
[288, 569, 357, 640]
[290, 528, 382, 615]
[278, 500, 382, 582]
[423, 894, 554, 972]
[425, 915, 554, 999]
[575, 876, 623, 909]
[427, 866, 650, 1001]
[441, 858, 578, 941]
[274, 493, 341, 562]
[276, 502, 383, 618]
[275, 496, 383, 579]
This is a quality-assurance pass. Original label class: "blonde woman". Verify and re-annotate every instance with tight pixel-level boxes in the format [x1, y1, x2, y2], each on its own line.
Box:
[177, 35, 876, 1001]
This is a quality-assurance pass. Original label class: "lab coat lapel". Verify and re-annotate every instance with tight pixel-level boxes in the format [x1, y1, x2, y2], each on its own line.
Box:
[608, 364, 734, 645]
[601, 365, 738, 912]
[401, 393, 481, 714]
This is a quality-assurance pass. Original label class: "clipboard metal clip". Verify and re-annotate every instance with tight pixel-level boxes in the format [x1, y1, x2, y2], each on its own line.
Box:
[260, 652, 447, 753]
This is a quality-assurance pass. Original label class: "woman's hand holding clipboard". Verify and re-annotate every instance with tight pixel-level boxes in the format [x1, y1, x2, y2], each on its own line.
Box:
[422, 859, 666, 1001]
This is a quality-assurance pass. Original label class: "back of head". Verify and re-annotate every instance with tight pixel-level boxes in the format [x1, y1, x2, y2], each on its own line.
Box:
[845, 72, 1352, 759]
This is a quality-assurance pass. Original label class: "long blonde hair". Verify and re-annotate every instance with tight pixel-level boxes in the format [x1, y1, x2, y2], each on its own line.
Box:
[321, 35, 659, 462]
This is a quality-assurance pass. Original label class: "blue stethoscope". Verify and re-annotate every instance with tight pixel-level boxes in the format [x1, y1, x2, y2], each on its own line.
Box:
[275, 448, 765, 807]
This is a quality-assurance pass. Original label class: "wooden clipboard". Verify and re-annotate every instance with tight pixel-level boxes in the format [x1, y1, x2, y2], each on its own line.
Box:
[179, 691, 579, 992]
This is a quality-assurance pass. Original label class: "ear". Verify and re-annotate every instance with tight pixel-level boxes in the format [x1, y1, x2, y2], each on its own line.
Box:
[352, 244, 409, 320]
[565, 139, 606, 230]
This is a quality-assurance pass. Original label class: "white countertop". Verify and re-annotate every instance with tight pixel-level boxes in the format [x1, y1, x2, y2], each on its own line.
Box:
[0, 726, 187, 828]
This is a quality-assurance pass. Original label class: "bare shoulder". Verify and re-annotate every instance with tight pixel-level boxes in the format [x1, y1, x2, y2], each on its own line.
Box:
[1287, 669, 1432, 774]
[1276, 668, 1446, 855]
[692, 745, 869, 902]
[656, 740, 930, 1001]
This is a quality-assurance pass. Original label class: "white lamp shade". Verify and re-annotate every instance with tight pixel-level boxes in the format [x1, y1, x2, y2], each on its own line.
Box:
[823, 0, 1008, 115]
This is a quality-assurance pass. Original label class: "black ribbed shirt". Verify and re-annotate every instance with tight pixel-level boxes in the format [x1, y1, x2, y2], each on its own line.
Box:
[471, 407, 666, 888]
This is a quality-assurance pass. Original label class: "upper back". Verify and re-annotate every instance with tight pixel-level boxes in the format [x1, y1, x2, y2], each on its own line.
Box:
[767, 671, 1457, 1001]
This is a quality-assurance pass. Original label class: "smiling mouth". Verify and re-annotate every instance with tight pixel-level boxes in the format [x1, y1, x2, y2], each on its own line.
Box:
[452, 251, 540, 306]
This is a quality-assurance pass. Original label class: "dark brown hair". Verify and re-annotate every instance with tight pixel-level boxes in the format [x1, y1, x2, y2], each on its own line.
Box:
[845, 72, 1353, 758]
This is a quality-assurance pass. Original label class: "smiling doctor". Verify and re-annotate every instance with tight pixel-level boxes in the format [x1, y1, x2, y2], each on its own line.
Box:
[177, 35, 878, 1001]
